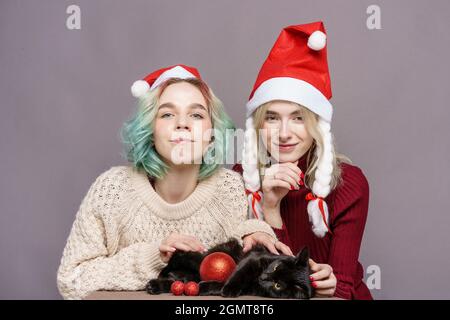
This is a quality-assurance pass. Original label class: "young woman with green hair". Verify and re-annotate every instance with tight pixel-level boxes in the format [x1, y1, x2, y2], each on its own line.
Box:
[57, 64, 290, 300]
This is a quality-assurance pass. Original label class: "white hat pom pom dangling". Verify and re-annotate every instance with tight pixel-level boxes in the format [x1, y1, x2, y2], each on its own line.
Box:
[131, 80, 150, 98]
[307, 30, 327, 51]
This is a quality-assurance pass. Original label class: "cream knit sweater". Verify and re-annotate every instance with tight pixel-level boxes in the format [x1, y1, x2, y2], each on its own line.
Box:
[56, 166, 276, 299]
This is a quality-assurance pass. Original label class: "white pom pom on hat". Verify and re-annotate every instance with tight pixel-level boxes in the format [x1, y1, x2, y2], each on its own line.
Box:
[307, 30, 327, 51]
[131, 80, 150, 98]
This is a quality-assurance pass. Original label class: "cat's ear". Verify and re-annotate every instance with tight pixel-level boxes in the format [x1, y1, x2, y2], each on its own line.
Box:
[295, 246, 309, 267]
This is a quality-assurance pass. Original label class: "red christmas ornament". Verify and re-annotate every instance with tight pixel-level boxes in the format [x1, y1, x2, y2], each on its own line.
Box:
[184, 281, 199, 296]
[170, 281, 185, 296]
[199, 252, 236, 282]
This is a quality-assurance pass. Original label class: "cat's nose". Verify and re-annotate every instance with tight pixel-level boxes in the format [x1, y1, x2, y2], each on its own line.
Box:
[260, 274, 268, 281]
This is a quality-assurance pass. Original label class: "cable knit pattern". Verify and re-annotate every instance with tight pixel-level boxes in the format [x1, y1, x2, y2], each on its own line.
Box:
[57, 166, 276, 300]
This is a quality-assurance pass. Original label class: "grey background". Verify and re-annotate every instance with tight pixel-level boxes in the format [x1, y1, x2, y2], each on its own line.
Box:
[1, 0, 449, 299]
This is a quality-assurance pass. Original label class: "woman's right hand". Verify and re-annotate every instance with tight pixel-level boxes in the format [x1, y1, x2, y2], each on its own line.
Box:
[159, 233, 207, 263]
[262, 161, 302, 208]
[261, 162, 302, 228]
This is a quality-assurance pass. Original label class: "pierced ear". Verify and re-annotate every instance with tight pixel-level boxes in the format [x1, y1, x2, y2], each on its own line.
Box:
[295, 246, 310, 266]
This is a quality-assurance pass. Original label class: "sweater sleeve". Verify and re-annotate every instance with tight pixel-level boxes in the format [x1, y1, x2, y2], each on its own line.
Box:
[327, 166, 370, 300]
[57, 170, 167, 300]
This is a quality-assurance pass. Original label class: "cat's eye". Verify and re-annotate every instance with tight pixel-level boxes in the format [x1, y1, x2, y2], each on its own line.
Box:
[273, 283, 281, 290]
[273, 264, 278, 271]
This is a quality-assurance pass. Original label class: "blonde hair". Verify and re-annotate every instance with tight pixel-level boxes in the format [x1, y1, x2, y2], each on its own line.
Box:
[252, 101, 350, 190]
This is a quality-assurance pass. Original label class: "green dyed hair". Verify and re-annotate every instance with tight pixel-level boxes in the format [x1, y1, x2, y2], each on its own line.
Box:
[120, 78, 235, 181]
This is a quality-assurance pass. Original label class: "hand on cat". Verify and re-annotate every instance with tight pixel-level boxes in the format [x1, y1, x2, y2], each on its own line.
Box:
[159, 233, 207, 263]
[261, 161, 302, 209]
[308, 259, 337, 297]
[242, 231, 293, 256]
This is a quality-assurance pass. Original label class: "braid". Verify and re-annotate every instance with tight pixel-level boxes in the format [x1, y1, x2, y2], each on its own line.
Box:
[242, 117, 264, 219]
[307, 118, 334, 237]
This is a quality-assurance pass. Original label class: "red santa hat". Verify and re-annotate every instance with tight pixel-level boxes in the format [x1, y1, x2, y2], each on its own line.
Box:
[130, 64, 201, 98]
[242, 21, 334, 238]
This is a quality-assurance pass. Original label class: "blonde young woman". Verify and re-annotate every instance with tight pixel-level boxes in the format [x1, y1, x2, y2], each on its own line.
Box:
[234, 23, 372, 299]
[57, 65, 290, 300]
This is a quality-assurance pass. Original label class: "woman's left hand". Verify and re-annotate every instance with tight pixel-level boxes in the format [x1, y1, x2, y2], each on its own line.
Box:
[242, 232, 293, 256]
[309, 258, 337, 297]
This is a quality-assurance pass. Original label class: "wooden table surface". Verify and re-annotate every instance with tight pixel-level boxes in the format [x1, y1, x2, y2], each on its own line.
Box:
[85, 291, 341, 300]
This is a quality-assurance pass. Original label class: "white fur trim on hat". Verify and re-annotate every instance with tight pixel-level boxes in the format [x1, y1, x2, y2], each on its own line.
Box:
[150, 65, 196, 90]
[246, 77, 333, 122]
[131, 65, 197, 98]
[131, 80, 150, 98]
[307, 30, 327, 51]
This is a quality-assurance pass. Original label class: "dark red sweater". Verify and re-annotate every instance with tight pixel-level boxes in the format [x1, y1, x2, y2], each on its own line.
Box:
[232, 154, 372, 300]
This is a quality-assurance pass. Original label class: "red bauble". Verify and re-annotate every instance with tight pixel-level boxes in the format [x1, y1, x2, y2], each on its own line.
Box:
[199, 252, 236, 282]
[170, 281, 185, 296]
[184, 281, 199, 296]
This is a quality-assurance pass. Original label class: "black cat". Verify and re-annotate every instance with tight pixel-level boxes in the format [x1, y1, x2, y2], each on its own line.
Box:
[146, 238, 314, 299]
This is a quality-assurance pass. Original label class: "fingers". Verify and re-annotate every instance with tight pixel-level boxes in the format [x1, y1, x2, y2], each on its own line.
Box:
[242, 237, 254, 253]
[269, 162, 301, 175]
[309, 258, 319, 271]
[243, 233, 281, 255]
[171, 242, 195, 252]
[178, 234, 206, 252]
[267, 164, 302, 183]
[313, 275, 336, 296]
[314, 289, 336, 297]
[312, 277, 336, 290]
[264, 164, 303, 190]
[310, 264, 333, 281]
[166, 240, 200, 252]
[163, 233, 207, 253]
[282, 161, 302, 177]
[263, 240, 280, 255]
[275, 241, 294, 256]
[244, 232, 294, 256]
[159, 244, 176, 253]
[159, 251, 174, 263]
[264, 179, 292, 191]
[273, 172, 301, 189]
[268, 163, 302, 180]
[309, 263, 336, 297]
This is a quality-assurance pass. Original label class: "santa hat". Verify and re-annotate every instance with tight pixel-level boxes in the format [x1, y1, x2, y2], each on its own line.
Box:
[130, 64, 201, 98]
[243, 21, 334, 238]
